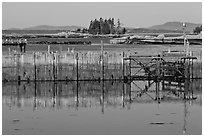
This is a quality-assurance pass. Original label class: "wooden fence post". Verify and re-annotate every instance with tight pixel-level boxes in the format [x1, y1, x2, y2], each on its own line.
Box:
[129, 56, 131, 79]
[34, 52, 37, 82]
[122, 52, 125, 80]
[52, 53, 55, 81]
[101, 40, 104, 81]
[17, 54, 21, 84]
[76, 52, 79, 81]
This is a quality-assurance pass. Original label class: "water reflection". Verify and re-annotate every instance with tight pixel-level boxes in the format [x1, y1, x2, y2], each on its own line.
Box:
[2, 79, 202, 135]
[3, 81, 129, 111]
[2, 80, 201, 111]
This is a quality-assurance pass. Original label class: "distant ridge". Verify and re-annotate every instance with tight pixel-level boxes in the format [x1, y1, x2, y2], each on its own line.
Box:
[7, 28, 21, 30]
[4, 22, 201, 33]
[148, 22, 201, 32]
[127, 28, 183, 34]
[6, 25, 85, 31]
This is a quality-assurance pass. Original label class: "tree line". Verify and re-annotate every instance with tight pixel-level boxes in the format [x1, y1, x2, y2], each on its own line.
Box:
[88, 17, 126, 35]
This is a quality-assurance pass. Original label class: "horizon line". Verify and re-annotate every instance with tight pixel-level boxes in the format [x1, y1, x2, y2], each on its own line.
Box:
[3, 21, 202, 30]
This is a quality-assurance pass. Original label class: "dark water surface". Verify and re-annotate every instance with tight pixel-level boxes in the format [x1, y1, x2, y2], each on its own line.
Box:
[2, 80, 202, 135]
[2, 43, 202, 53]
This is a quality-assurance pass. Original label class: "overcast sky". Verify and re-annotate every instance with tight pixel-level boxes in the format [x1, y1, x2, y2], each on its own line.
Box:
[2, 2, 202, 29]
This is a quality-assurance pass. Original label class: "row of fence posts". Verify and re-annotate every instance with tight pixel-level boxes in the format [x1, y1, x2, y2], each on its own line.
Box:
[19, 42, 127, 82]
[10, 52, 200, 83]
[3, 42, 202, 82]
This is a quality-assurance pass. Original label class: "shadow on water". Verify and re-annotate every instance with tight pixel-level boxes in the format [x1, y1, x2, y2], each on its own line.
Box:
[2, 79, 202, 135]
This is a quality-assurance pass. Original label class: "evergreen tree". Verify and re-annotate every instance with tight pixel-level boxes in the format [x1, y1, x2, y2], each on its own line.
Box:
[116, 19, 121, 34]
[99, 17, 103, 34]
[122, 27, 126, 34]
[88, 20, 93, 34]
[103, 19, 110, 34]
[111, 18, 115, 34]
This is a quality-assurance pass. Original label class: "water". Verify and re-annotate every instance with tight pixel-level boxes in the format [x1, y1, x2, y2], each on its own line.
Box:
[2, 43, 202, 54]
[2, 80, 202, 135]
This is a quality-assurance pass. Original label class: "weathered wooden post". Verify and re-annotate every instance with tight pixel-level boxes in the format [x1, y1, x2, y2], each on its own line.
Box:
[86, 52, 89, 79]
[114, 53, 116, 70]
[76, 52, 79, 81]
[82, 52, 84, 70]
[106, 52, 109, 71]
[55, 52, 58, 81]
[52, 53, 56, 81]
[156, 57, 160, 80]
[20, 54, 24, 80]
[23, 44, 26, 53]
[44, 64, 47, 81]
[129, 56, 131, 80]
[101, 40, 104, 81]
[122, 52, 125, 80]
[33, 52, 37, 82]
[186, 41, 190, 56]
[184, 58, 190, 80]
[183, 23, 187, 54]
[162, 80, 165, 90]
[58, 53, 62, 81]
[48, 45, 50, 53]
[17, 54, 21, 84]
[191, 58, 194, 79]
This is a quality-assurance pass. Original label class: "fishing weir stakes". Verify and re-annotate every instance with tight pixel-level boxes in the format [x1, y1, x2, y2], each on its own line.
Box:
[2, 42, 202, 83]
[3, 41, 127, 82]
[2, 49, 201, 83]
[123, 51, 198, 82]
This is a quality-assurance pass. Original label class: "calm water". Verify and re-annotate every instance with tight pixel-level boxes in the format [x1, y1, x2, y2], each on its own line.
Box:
[2, 43, 202, 54]
[2, 79, 202, 135]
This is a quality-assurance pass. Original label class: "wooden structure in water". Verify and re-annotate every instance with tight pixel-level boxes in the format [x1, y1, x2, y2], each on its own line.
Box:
[2, 50, 126, 83]
[123, 51, 198, 82]
[2, 49, 201, 83]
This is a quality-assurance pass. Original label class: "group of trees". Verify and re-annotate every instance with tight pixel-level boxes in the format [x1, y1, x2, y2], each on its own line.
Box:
[76, 28, 88, 33]
[193, 25, 202, 34]
[88, 18, 126, 35]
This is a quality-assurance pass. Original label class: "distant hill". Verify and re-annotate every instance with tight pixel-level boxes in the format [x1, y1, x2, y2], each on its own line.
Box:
[24, 25, 85, 31]
[126, 28, 183, 34]
[148, 22, 201, 32]
[4, 22, 201, 34]
[3, 30, 71, 35]
[7, 27, 21, 30]
[6, 25, 85, 31]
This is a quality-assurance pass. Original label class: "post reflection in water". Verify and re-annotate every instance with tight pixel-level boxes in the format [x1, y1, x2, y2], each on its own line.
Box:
[2, 79, 202, 135]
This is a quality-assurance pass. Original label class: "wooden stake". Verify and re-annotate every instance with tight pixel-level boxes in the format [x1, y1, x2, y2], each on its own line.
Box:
[101, 40, 104, 81]
[122, 52, 125, 80]
[34, 52, 37, 81]
[76, 53, 79, 81]
[53, 53, 55, 81]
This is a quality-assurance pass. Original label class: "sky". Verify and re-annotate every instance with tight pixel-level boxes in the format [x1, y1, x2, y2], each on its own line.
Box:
[2, 2, 202, 29]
